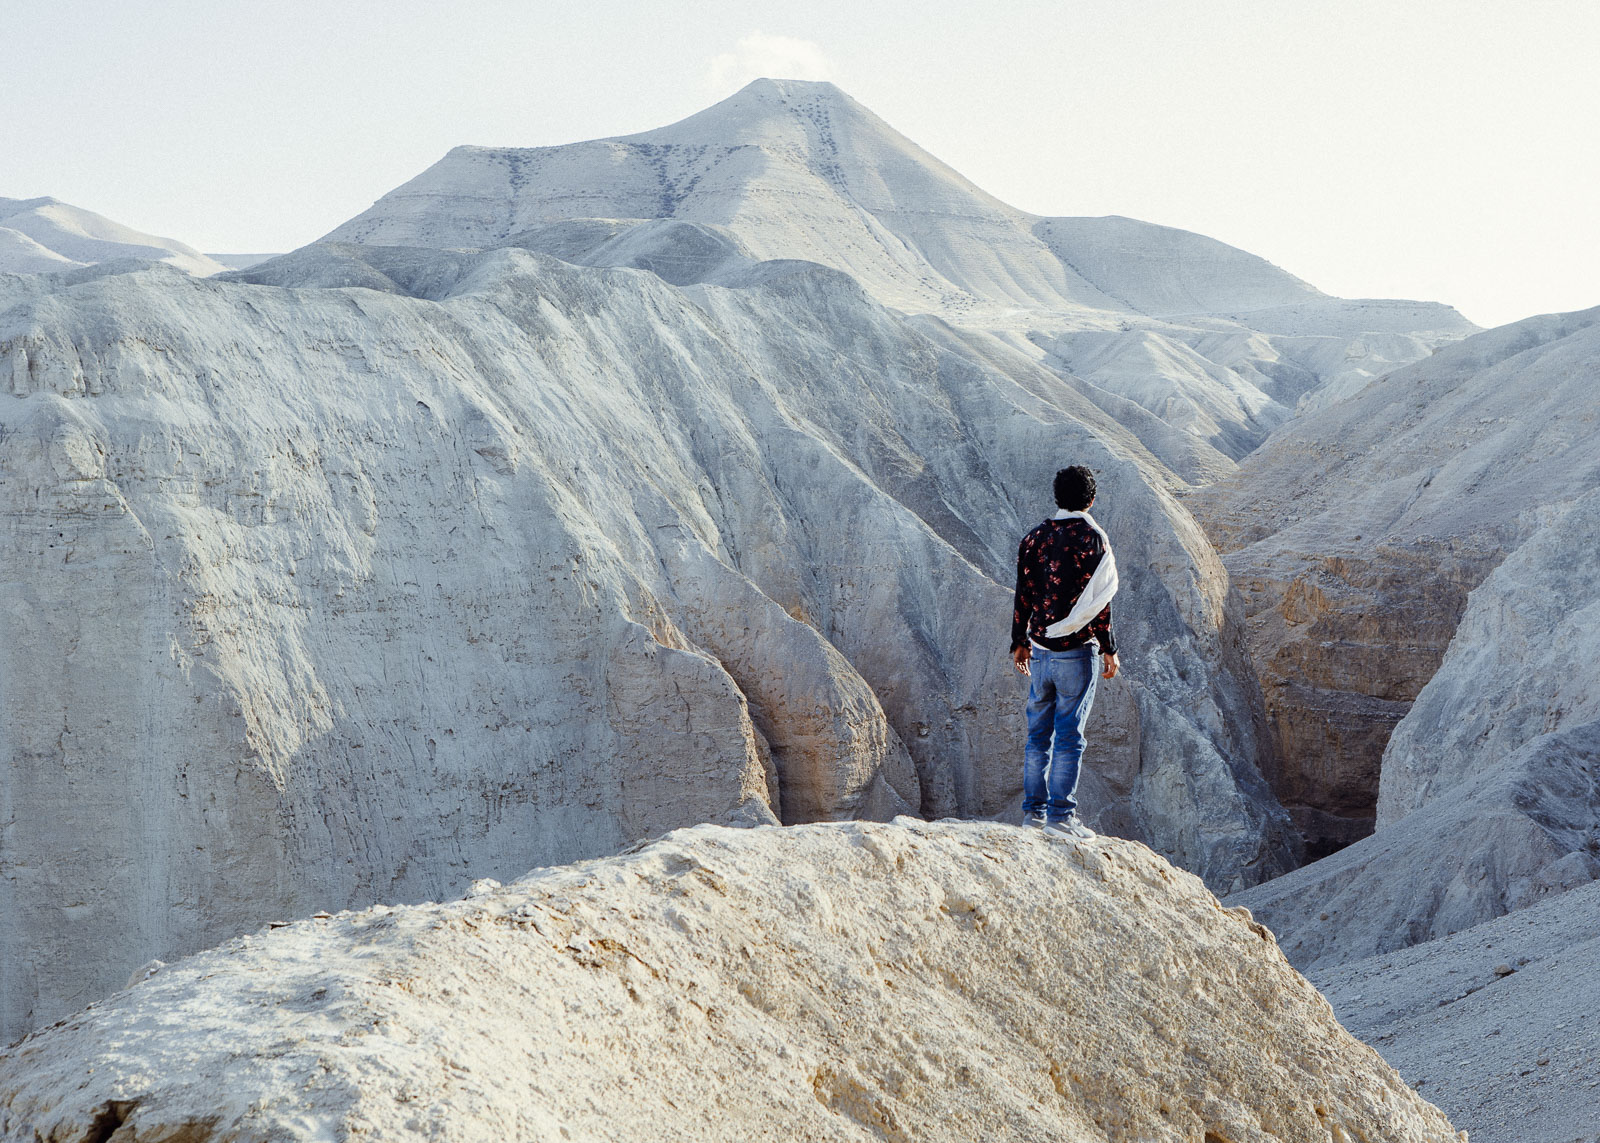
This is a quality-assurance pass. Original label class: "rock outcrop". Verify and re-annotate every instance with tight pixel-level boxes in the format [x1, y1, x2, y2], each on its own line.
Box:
[1190, 307, 1600, 858]
[1378, 485, 1600, 826]
[0, 820, 1463, 1143]
[1230, 485, 1600, 969]
[0, 244, 1295, 1042]
[0, 196, 225, 278]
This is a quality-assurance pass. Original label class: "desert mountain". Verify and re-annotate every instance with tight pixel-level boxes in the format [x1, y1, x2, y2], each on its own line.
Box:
[323, 78, 1474, 467]
[0, 820, 1463, 1143]
[0, 232, 1297, 1040]
[0, 80, 1512, 1050]
[0, 196, 226, 277]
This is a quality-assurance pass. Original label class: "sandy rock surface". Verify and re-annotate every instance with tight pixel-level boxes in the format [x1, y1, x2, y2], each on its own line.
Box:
[0, 820, 1461, 1143]
[1190, 307, 1600, 858]
[1316, 875, 1600, 1143]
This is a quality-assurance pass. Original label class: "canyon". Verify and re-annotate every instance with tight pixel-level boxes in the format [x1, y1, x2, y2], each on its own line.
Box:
[2, 76, 1596, 1143]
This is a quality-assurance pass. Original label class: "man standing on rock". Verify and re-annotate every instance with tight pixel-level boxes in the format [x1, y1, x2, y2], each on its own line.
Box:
[1010, 465, 1119, 839]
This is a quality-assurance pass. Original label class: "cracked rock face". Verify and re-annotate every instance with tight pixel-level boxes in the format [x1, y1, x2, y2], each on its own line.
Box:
[0, 820, 1462, 1143]
[1235, 485, 1600, 970]
[1190, 307, 1600, 860]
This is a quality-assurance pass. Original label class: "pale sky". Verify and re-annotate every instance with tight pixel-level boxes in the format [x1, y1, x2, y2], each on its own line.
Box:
[2, 0, 1596, 328]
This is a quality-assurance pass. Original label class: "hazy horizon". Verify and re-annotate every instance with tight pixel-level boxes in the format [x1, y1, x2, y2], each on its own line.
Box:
[3, 0, 1596, 328]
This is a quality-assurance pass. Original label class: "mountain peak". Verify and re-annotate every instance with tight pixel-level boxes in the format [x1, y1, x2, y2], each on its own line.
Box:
[319, 84, 1470, 338]
[0, 195, 64, 220]
[730, 76, 848, 99]
[0, 196, 224, 277]
[615, 75, 904, 155]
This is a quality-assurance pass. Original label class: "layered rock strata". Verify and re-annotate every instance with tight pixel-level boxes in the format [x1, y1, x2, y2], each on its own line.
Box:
[1190, 307, 1600, 858]
[0, 820, 1463, 1143]
[1231, 484, 1600, 969]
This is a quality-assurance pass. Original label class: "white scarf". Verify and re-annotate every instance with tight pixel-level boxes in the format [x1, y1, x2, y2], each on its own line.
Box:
[1041, 509, 1118, 641]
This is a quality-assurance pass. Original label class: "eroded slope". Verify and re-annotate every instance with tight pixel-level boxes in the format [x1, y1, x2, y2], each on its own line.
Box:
[1191, 307, 1600, 857]
[0, 249, 1293, 1041]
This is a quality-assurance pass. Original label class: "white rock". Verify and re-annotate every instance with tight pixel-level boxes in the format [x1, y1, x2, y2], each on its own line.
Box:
[321, 78, 1472, 468]
[0, 246, 1294, 1041]
[1225, 335, 1600, 968]
[0, 196, 226, 278]
[123, 959, 164, 989]
[0, 820, 1462, 1143]
[1380, 484, 1600, 823]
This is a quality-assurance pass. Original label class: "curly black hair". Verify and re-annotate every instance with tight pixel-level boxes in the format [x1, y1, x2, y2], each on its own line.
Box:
[1053, 465, 1097, 511]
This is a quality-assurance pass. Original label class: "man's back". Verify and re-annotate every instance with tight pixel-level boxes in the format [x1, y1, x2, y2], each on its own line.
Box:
[1011, 516, 1115, 656]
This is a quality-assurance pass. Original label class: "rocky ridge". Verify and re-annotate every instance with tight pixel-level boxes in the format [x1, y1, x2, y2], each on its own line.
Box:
[0, 820, 1463, 1143]
[325, 78, 1474, 468]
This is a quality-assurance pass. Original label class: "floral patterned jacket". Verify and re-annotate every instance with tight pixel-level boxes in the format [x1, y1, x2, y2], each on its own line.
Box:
[1009, 517, 1116, 655]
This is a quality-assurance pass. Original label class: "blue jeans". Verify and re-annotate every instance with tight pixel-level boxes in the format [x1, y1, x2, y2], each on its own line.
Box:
[1023, 645, 1098, 823]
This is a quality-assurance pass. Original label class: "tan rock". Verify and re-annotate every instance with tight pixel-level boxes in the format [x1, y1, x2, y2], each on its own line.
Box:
[0, 821, 1461, 1143]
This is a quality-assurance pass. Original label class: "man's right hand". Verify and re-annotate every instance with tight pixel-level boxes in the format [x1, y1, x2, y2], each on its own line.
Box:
[1012, 646, 1030, 676]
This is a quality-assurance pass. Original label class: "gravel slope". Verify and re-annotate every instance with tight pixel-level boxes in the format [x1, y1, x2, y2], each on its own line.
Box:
[1316, 876, 1600, 1143]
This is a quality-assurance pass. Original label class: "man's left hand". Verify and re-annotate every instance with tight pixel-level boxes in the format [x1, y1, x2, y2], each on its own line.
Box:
[1102, 652, 1120, 680]
[1011, 646, 1030, 676]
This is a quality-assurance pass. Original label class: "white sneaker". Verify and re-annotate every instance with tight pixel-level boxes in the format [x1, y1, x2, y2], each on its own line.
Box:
[1021, 814, 1046, 829]
[1044, 817, 1094, 840]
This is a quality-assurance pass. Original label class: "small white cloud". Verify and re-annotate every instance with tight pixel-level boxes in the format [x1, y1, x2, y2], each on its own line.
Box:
[705, 33, 833, 91]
